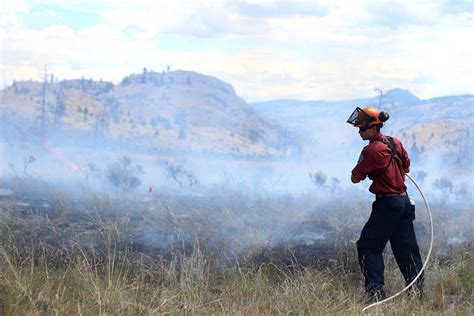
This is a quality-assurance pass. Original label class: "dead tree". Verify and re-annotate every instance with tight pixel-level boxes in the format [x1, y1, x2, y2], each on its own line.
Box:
[164, 160, 199, 188]
[375, 88, 394, 109]
[165, 161, 184, 187]
[40, 68, 47, 130]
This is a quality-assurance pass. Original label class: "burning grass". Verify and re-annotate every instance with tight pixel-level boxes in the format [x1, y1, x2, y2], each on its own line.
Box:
[0, 177, 472, 314]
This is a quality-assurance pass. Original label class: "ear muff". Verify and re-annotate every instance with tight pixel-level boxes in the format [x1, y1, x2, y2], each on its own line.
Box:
[379, 111, 389, 122]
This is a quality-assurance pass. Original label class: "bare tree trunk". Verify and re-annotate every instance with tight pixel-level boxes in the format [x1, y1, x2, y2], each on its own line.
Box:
[40, 68, 47, 130]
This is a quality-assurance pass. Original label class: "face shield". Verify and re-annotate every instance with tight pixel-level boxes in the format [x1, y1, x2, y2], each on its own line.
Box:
[346, 107, 375, 127]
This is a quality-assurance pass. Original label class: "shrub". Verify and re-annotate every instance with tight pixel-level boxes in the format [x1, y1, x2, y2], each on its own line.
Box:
[309, 170, 327, 188]
[105, 156, 143, 192]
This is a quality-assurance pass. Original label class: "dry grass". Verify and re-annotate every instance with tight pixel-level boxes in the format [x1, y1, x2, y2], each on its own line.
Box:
[0, 178, 472, 315]
[0, 242, 472, 315]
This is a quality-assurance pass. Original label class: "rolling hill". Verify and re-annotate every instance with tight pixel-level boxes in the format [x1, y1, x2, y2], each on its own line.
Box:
[0, 70, 298, 157]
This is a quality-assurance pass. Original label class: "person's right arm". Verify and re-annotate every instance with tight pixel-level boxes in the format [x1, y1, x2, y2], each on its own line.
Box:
[399, 140, 411, 173]
[351, 174, 361, 183]
[351, 147, 373, 183]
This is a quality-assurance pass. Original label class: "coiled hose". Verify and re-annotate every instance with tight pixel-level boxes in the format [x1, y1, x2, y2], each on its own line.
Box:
[362, 173, 434, 313]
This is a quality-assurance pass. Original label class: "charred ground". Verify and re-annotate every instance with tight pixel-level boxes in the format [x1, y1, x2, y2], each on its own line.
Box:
[0, 176, 472, 314]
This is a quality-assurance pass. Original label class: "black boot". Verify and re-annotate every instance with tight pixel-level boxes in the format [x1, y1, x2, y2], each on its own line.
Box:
[406, 282, 424, 301]
[406, 273, 424, 301]
[365, 284, 386, 302]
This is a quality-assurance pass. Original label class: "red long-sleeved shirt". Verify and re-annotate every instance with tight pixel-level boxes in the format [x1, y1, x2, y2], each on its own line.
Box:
[352, 132, 410, 195]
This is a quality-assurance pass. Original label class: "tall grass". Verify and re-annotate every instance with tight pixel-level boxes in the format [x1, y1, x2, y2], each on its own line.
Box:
[0, 177, 472, 314]
[0, 241, 472, 314]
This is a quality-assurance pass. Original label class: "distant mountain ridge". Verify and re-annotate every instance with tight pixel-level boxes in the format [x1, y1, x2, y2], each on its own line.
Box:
[250, 88, 472, 129]
[251, 89, 473, 170]
[252, 88, 420, 109]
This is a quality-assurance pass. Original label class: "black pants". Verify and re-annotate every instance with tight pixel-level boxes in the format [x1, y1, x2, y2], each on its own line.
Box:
[356, 195, 424, 295]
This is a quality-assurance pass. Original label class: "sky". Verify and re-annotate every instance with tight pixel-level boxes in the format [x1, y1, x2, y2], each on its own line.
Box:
[0, 0, 473, 102]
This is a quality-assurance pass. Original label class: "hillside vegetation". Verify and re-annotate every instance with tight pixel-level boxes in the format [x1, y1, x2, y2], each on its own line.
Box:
[0, 70, 297, 157]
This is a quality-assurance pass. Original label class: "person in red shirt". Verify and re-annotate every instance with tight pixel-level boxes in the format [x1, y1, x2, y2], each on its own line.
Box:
[347, 106, 424, 301]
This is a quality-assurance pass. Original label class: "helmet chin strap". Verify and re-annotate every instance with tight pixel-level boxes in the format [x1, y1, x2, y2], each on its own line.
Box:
[362, 173, 434, 313]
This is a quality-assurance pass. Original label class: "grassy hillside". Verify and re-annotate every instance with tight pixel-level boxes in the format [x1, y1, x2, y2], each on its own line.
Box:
[0, 71, 297, 157]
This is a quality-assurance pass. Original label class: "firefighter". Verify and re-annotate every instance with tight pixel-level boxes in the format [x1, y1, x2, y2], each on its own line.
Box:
[347, 106, 424, 301]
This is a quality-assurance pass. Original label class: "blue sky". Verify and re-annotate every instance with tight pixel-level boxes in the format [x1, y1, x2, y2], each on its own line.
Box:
[1, 0, 473, 101]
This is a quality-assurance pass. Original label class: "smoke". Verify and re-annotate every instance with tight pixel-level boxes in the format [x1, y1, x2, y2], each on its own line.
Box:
[0, 141, 6, 177]
[1, 127, 471, 205]
[0, 111, 472, 261]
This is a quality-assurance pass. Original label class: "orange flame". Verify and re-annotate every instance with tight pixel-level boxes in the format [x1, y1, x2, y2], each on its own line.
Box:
[44, 139, 86, 173]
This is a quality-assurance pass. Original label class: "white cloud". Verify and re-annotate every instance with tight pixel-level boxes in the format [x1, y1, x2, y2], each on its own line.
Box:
[0, 0, 29, 29]
[1, 0, 473, 100]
